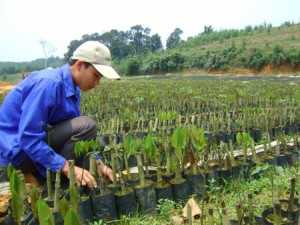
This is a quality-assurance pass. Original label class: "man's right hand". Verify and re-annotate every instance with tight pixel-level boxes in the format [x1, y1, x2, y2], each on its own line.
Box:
[61, 161, 97, 190]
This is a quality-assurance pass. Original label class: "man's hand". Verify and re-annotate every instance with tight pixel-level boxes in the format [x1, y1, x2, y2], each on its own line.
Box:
[61, 161, 97, 190]
[95, 159, 113, 182]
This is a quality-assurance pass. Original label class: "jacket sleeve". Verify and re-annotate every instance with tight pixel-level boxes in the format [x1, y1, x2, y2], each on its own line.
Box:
[19, 79, 66, 176]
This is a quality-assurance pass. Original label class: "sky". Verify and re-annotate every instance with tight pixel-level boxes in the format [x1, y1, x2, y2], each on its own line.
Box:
[0, 0, 299, 62]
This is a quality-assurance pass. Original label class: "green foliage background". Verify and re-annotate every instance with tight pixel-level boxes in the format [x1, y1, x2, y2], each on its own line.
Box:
[1, 21, 300, 80]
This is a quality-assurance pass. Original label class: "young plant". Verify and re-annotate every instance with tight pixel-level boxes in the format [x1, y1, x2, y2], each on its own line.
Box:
[171, 126, 188, 182]
[123, 135, 146, 188]
[74, 140, 90, 185]
[74, 139, 101, 184]
[228, 139, 236, 167]
[136, 151, 146, 187]
[10, 170, 24, 225]
[144, 132, 158, 178]
[262, 132, 270, 158]
[189, 124, 206, 175]
[236, 132, 253, 163]
[123, 134, 136, 182]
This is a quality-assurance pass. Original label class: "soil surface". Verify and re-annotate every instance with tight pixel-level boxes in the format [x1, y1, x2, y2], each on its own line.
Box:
[0, 81, 14, 94]
[0, 193, 11, 223]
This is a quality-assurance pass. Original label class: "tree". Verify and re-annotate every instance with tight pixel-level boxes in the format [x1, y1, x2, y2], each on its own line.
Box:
[40, 40, 55, 69]
[64, 40, 83, 62]
[144, 34, 163, 53]
[150, 34, 163, 52]
[202, 25, 214, 35]
[101, 30, 130, 59]
[166, 28, 183, 49]
[128, 25, 151, 55]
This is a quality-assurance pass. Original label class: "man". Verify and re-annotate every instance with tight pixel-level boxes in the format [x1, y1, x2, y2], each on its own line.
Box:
[0, 41, 120, 190]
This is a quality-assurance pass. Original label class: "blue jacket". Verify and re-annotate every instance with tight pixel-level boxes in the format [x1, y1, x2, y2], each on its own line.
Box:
[0, 64, 81, 176]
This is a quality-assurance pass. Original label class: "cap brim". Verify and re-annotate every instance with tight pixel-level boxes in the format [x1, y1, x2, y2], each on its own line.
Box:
[93, 64, 121, 80]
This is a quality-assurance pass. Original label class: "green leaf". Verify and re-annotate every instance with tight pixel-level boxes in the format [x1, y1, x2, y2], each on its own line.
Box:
[251, 166, 262, 176]
[190, 124, 198, 140]
[74, 141, 83, 157]
[37, 199, 55, 225]
[170, 155, 176, 173]
[236, 132, 242, 146]
[275, 166, 284, 174]
[144, 133, 153, 157]
[124, 135, 136, 158]
[89, 139, 99, 152]
[31, 187, 40, 217]
[64, 207, 80, 225]
[7, 163, 14, 178]
[59, 197, 69, 219]
[158, 111, 167, 121]
[195, 128, 205, 151]
[70, 186, 79, 212]
[12, 189, 22, 225]
[171, 127, 186, 160]
[144, 133, 158, 160]
[9, 170, 20, 196]
[167, 111, 177, 121]
[171, 127, 184, 149]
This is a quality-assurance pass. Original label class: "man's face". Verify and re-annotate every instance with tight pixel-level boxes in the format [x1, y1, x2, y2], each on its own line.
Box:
[77, 62, 103, 91]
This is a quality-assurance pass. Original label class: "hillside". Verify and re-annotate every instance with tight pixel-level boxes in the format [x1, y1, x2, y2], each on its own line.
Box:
[116, 23, 300, 76]
[176, 23, 300, 75]
[181, 24, 300, 52]
[1, 22, 300, 78]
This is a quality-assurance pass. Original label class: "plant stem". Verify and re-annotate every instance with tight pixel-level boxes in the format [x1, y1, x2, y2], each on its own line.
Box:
[165, 139, 171, 174]
[123, 133, 132, 181]
[114, 153, 127, 194]
[273, 201, 282, 225]
[174, 155, 182, 182]
[89, 156, 96, 177]
[46, 168, 52, 199]
[221, 207, 231, 225]
[248, 193, 254, 223]
[288, 177, 296, 212]
[207, 208, 214, 225]
[236, 202, 243, 225]
[69, 160, 76, 189]
[97, 165, 105, 195]
[124, 152, 132, 180]
[53, 171, 61, 212]
[111, 153, 117, 186]
[243, 146, 248, 164]
[156, 153, 163, 188]
[136, 152, 145, 187]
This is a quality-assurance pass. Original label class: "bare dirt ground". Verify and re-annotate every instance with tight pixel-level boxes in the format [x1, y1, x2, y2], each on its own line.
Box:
[0, 193, 11, 222]
[0, 81, 14, 94]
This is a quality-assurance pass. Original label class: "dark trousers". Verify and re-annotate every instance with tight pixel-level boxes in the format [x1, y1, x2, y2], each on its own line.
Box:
[16, 116, 99, 179]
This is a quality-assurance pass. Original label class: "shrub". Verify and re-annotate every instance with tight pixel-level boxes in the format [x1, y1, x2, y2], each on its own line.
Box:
[269, 45, 288, 67]
[246, 48, 266, 70]
[119, 57, 141, 76]
[287, 49, 300, 67]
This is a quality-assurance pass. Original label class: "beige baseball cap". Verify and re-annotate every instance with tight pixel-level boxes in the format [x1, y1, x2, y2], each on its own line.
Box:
[72, 41, 121, 80]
